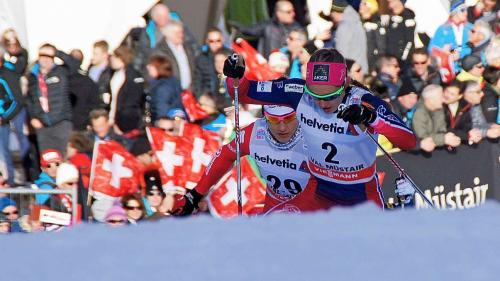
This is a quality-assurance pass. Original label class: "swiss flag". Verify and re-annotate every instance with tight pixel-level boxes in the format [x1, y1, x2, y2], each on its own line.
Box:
[181, 90, 209, 122]
[207, 157, 266, 218]
[431, 47, 456, 83]
[232, 38, 282, 81]
[146, 124, 220, 190]
[90, 141, 142, 198]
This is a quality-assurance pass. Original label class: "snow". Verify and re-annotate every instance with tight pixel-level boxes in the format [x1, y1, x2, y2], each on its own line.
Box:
[2, 202, 500, 281]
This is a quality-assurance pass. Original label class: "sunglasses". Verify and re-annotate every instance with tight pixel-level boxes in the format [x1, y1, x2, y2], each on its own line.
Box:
[413, 61, 427, 65]
[304, 84, 344, 101]
[207, 39, 222, 43]
[125, 206, 142, 211]
[107, 219, 125, 224]
[148, 191, 163, 197]
[265, 112, 297, 125]
[2, 210, 18, 216]
[38, 54, 55, 59]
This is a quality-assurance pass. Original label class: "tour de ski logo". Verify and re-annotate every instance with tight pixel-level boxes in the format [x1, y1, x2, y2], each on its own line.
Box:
[312, 64, 329, 82]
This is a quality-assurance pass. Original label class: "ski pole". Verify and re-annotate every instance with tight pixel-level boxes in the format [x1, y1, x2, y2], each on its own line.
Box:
[364, 131, 435, 208]
[231, 53, 243, 216]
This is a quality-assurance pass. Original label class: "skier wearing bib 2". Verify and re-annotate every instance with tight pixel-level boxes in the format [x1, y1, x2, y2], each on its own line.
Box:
[222, 49, 416, 208]
[173, 105, 331, 215]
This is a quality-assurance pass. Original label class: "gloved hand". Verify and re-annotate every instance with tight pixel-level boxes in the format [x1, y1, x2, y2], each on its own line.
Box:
[172, 188, 204, 216]
[337, 104, 377, 126]
[223, 54, 245, 79]
[395, 177, 415, 205]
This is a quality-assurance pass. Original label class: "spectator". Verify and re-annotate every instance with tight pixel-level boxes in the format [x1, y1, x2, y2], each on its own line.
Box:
[55, 162, 79, 213]
[381, 0, 416, 64]
[485, 35, 500, 68]
[152, 21, 196, 91]
[0, 197, 23, 232]
[104, 201, 128, 227]
[402, 48, 442, 93]
[412, 85, 461, 152]
[375, 55, 402, 101]
[268, 51, 290, 76]
[0, 46, 28, 186]
[133, 3, 199, 74]
[466, 0, 499, 28]
[87, 109, 129, 148]
[0, 212, 10, 234]
[456, 54, 485, 83]
[88, 40, 110, 84]
[108, 46, 145, 135]
[146, 55, 183, 123]
[34, 149, 61, 205]
[233, 0, 303, 58]
[68, 50, 101, 131]
[26, 44, 78, 155]
[143, 170, 165, 215]
[345, 59, 364, 83]
[317, 0, 368, 73]
[467, 20, 493, 58]
[154, 114, 185, 137]
[280, 28, 307, 78]
[212, 49, 233, 106]
[393, 78, 418, 127]
[193, 27, 232, 96]
[482, 66, 499, 124]
[121, 193, 146, 224]
[428, 0, 473, 71]
[66, 131, 92, 189]
[463, 80, 500, 140]
[198, 92, 228, 138]
[1, 29, 29, 75]
[359, 0, 385, 72]
[443, 80, 472, 142]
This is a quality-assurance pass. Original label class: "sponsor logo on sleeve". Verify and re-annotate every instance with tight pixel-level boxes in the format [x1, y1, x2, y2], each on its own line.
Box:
[284, 84, 304, 93]
[257, 81, 273, 93]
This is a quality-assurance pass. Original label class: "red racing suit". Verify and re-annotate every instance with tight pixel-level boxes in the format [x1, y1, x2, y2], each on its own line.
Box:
[226, 77, 417, 208]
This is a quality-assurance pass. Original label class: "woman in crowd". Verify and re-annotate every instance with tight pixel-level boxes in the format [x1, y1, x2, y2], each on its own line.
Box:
[121, 193, 147, 224]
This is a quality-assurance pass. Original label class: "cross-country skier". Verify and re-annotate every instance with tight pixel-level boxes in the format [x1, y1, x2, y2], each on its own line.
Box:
[173, 105, 330, 215]
[218, 48, 417, 208]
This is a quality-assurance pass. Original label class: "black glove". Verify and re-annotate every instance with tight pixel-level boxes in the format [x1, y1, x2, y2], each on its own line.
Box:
[223, 54, 245, 79]
[337, 104, 377, 126]
[174, 188, 204, 216]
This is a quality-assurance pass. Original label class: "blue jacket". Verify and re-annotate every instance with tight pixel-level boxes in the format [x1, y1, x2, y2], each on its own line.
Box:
[34, 172, 57, 205]
[428, 21, 473, 71]
[148, 77, 184, 122]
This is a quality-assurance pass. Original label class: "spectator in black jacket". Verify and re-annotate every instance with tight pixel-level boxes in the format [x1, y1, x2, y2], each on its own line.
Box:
[146, 55, 183, 123]
[359, 0, 386, 73]
[374, 55, 402, 101]
[26, 43, 79, 156]
[1, 29, 28, 75]
[152, 21, 196, 91]
[87, 109, 129, 149]
[232, 0, 303, 58]
[88, 40, 110, 83]
[381, 0, 416, 64]
[443, 80, 472, 143]
[402, 48, 442, 94]
[108, 46, 145, 135]
[393, 78, 419, 128]
[193, 28, 232, 97]
[68, 50, 101, 131]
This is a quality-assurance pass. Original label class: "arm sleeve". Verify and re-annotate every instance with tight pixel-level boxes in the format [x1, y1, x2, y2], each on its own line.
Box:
[226, 76, 304, 109]
[237, 22, 266, 37]
[362, 94, 417, 150]
[56, 50, 80, 76]
[194, 123, 253, 195]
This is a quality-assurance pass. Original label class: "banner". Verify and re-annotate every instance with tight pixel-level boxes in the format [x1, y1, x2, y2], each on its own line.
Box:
[377, 140, 500, 209]
[207, 157, 266, 218]
[181, 90, 209, 122]
[232, 38, 282, 81]
[90, 141, 142, 198]
[431, 47, 456, 83]
[146, 125, 220, 190]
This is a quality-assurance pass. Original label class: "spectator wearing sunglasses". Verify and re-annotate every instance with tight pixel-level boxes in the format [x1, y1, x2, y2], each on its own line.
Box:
[121, 193, 146, 224]
[104, 201, 128, 227]
[143, 170, 165, 215]
[193, 28, 232, 97]
[34, 149, 62, 205]
[401, 48, 442, 94]
[0, 197, 24, 233]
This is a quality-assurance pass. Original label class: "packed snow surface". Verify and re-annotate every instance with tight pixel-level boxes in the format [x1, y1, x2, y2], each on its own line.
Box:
[2, 202, 500, 281]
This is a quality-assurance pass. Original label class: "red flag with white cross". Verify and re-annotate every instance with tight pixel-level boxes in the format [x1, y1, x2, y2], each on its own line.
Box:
[90, 141, 142, 198]
[146, 124, 220, 190]
[207, 157, 266, 218]
[231, 38, 282, 81]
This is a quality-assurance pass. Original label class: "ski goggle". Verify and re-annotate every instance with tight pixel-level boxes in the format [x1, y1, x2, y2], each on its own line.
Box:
[264, 111, 297, 124]
[304, 84, 344, 101]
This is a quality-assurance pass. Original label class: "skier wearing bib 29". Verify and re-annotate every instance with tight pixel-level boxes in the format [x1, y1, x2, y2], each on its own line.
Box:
[173, 105, 331, 215]
[222, 48, 416, 208]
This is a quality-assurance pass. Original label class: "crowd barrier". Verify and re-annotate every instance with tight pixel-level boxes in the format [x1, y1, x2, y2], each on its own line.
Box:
[376, 140, 500, 209]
